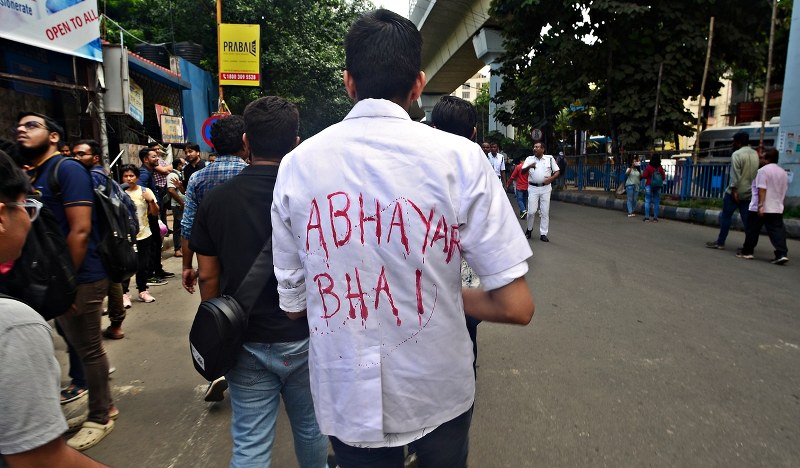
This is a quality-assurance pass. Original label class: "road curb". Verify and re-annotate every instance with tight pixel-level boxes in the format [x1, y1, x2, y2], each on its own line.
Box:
[551, 190, 800, 239]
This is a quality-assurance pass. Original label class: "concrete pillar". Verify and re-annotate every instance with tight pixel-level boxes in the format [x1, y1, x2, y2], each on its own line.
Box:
[779, 0, 800, 205]
[473, 28, 512, 138]
[418, 93, 443, 122]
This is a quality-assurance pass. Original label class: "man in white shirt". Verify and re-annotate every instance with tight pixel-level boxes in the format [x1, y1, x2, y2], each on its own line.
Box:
[487, 141, 507, 186]
[271, 9, 535, 468]
[522, 141, 560, 241]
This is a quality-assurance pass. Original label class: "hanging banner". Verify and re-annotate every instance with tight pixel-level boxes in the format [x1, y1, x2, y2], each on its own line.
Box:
[155, 104, 174, 127]
[0, 0, 102, 62]
[129, 78, 144, 124]
[218, 23, 260, 87]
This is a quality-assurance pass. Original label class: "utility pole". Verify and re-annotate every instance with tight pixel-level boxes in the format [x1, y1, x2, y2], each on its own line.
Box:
[216, 0, 225, 112]
[760, 0, 779, 148]
[652, 61, 664, 148]
[693, 17, 714, 164]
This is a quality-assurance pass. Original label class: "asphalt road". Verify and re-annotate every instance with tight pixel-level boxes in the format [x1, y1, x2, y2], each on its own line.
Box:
[60, 200, 800, 467]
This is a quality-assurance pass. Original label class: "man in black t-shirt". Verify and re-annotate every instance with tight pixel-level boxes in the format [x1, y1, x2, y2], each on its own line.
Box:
[190, 97, 327, 467]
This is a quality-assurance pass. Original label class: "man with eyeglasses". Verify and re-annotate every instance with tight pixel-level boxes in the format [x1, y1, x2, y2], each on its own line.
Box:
[14, 112, 116, 451]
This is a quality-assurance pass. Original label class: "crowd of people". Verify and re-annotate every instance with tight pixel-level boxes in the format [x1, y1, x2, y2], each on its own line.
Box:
[0, 6, 791, 468]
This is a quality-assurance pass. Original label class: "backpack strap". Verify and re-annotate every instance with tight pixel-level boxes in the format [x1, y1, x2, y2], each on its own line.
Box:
[46, 156, 69, 198]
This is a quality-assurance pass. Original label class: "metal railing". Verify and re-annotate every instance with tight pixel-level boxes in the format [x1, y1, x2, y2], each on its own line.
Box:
[560, 155, 730, 200]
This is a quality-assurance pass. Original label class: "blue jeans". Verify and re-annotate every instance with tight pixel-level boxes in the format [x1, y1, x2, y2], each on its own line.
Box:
[226, 339, 327, 468]
[716, 192, 751, 246]
[329, 406, 473, 468]
[514, 189, 528, 213]
[644, 185, 661, 219]
[625, 185, 637, 214]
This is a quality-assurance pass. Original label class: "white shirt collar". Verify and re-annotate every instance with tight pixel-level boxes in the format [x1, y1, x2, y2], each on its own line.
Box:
[344, 99, 412, 122]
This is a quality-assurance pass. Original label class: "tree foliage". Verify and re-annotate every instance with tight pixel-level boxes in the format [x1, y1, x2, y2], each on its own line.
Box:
[102, 0, 372, 137]
[491, 0, 790, 152]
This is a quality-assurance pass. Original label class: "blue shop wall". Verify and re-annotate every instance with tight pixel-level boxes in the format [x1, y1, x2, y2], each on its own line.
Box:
[179, 58, 217, 153]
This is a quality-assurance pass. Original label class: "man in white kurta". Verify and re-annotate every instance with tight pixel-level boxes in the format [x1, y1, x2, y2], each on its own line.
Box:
[271, 9, 535, 466]
[522, 142, 560, 241]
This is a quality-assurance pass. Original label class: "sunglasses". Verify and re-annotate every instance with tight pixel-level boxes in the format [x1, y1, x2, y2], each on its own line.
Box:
[5, 198, 43, 222]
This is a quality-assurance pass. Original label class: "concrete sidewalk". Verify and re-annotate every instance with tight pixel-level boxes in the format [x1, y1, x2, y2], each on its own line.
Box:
[551, 188, 800, 239]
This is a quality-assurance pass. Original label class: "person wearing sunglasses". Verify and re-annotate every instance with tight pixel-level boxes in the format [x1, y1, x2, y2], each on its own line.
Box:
[14, 112, 116, 451]
[0, 150, 107, 467]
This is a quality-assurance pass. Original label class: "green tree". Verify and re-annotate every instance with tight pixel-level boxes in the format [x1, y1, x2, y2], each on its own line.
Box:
[491, 0, 786, 152]
[103, 0, 372, 137]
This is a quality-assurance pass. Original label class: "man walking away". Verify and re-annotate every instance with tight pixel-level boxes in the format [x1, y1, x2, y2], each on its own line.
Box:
[706, 131, 758, 249]
[271, 10, 535, 467]
[735, 147, 789, 264]
[192, 96, 328, 468]
[522, 141, 560, 241]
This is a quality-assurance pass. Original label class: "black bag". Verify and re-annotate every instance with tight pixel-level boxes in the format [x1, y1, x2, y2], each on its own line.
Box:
[3, 158, 77, 319]
[189, 240, 273, 381]
[91, 170, 138, 283]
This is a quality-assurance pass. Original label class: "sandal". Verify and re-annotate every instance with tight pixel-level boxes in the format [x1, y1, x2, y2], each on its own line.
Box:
[67, 420, 115, 451]
[61, 384, 88, 404]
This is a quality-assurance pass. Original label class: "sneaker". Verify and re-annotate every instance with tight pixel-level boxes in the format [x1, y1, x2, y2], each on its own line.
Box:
[61, 384, 88, 404]
[627, 213, 635, 217]
[735, 251, 754, 259]
[122, 293, 132, 309]
[643, 218, 650, 223]
[770, 256, 789, 265]
[157, 271, 176, 278]
[519, 210, 527, 220]
[706, 242, 724, 250]
[146, 277, 168, 286]
[540, 235, 549, 242]
[204, 377, 228, 402]
[138, 291, 155, 303]
[525, 229, 532, 239]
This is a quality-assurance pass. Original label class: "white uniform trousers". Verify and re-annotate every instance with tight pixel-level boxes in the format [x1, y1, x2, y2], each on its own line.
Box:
[527, 184, 552, 235]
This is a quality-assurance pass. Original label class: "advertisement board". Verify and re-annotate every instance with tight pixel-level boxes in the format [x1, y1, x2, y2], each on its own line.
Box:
[218, 23, 260, 87]
[160, 114, 185, 144]
[129, 78, 144, 124]
[0, 0, 102, 61]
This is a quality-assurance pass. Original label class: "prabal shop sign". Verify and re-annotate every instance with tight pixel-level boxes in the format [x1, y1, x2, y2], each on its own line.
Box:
[218, 23, 260, 87]
[0, 0, 102, 62]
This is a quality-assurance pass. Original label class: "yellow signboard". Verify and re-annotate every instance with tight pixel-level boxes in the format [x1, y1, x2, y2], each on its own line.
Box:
[218, 23, 260, 87]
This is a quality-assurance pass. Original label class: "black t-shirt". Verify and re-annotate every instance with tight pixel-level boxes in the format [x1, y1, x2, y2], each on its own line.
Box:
[183, 160, 206, 183]
[189, 165, 308, 343]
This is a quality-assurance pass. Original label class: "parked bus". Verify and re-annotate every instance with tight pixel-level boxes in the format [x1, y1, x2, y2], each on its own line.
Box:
[697, 118, 780, 158]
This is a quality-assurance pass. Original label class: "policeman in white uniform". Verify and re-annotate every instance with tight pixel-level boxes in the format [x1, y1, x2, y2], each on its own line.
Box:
[521, 142, 560, 241]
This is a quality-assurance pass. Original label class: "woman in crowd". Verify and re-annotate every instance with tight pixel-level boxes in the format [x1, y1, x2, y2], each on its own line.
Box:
[120, 164, 159, 303]
[640, 154, 666, 222]
[624, 155, 642, 217]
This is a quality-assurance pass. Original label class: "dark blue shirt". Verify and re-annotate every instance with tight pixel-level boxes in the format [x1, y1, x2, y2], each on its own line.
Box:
[28, 156, 106, 284]
[138, 165, 154, 192]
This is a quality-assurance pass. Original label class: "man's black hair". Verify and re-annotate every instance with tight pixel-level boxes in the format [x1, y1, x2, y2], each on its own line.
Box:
[344, 9, 422, 102]
[733, 131, 750, 145]
[17, 111, 64, 141]
[120, 164, 140, 178]
[0, 137, 23, 168]
[0, 150, 29, 202]
[243, 96, 299, 159]
[138, 147, 154, 164]
[431, 96, 477, 139]
[73, 139, 102, 159]
[210, 115, 246, 155]
[764, 147, 780, 164]
[185, 142, 200, 152]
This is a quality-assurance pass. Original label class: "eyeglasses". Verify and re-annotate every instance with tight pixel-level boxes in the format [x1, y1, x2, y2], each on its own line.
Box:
[13, 121, 48, 134]
[5, 198, 43, 222]
[72, 151, 94, 157]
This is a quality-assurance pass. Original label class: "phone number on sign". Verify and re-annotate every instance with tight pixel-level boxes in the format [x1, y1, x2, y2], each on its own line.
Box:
[220, 73, 259, 81]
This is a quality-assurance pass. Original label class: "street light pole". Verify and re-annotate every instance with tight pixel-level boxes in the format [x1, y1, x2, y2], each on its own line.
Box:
[693, 17, 715, 164]
[216, 0, 224, 112]
[760, 0, 779, 148]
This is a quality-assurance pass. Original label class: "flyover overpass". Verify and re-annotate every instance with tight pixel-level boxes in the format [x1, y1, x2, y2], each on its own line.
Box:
[407, 0, 506, 126]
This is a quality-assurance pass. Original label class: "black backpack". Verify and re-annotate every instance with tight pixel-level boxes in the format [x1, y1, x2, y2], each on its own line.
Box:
[89, 169, 138, 283]
[2, 158, 78, 319]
